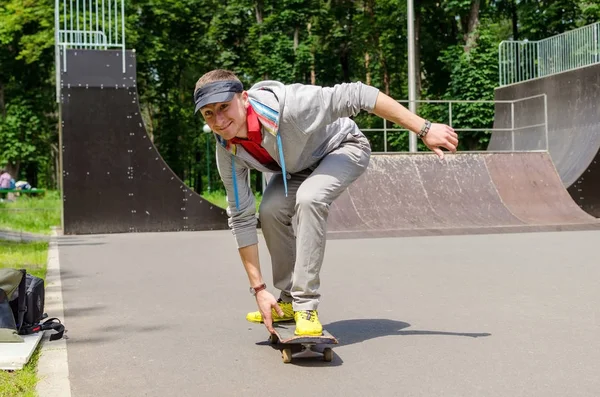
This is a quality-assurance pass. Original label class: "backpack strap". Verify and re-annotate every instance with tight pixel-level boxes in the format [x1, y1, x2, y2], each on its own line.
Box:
[41, 318, 65, 341]
[16, 269, 27, 332]
[20, 317, 65, 341]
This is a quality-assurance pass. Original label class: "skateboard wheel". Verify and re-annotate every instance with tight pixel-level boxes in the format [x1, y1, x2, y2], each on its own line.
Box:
[269, 334, 278, 344]
[323, 348, 333, 362]
[282, 348, 292, 363]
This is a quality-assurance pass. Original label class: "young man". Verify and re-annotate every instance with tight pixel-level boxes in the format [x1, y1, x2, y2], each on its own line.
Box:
[194, 70, 458, 336]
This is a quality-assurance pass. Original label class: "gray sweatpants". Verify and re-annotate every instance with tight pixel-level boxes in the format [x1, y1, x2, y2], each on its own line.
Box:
[259, 133, 371, 311]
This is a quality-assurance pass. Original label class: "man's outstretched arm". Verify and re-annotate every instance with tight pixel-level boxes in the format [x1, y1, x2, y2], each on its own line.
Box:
[239, 244, 284, 334]
[372, 92, 459, 159]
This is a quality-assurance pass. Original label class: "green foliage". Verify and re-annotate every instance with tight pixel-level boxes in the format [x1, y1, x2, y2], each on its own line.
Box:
[580, 1, 600, 24]
[0, 98, 54, 167]
[0, 0, 54, 64]
[0, 0, 57, 186]
[2, 0, 598, 190]
[518, 0, 583, 39]
[433, 19, 502, 150]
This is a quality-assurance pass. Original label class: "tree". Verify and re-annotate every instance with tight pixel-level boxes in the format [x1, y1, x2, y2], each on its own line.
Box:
[0, 0, 57, 186]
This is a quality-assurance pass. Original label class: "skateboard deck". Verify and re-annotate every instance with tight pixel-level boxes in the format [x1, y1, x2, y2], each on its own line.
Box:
[269, 322, 338, 363]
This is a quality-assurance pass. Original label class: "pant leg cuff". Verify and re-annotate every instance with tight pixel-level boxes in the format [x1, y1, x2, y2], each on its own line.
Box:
[292, 302, 319, 312]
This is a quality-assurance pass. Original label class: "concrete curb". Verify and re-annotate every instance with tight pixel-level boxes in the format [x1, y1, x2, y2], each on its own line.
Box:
[36, 228, 71, 397]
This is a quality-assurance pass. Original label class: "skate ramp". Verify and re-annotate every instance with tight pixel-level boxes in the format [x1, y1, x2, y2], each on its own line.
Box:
[327, 152, 600, 239]
[60, 49, 228, 234]
[489, 63, 600, 217]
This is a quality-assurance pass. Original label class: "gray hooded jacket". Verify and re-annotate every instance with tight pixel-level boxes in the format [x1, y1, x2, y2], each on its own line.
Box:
[215, 80, 380, 248]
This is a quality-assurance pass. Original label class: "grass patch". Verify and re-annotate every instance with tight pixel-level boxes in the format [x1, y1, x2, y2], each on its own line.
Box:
[0, 347, 41, 397]
[0, 240, 48, 279]
[0, 239, 49, 396]
[0, 191, 61, 235]
[202, 190, 263, 212]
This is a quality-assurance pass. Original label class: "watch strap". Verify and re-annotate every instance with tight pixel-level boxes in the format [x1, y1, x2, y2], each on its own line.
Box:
[250, 283, 267, 295]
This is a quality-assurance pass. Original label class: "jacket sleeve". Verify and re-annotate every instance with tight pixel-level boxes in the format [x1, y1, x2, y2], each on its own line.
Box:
[215, 144, 258, 248]
[284, 82, 380, 135]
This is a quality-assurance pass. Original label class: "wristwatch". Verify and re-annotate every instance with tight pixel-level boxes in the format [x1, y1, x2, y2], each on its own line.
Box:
[417, 120, 432, 138]
[249, 283, 267, 296]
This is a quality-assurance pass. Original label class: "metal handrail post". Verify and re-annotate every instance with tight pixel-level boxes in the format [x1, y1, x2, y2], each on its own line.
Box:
[383, 120, 388, 152]
[544, 94, 549, 151]
[511, 102, 515, 151]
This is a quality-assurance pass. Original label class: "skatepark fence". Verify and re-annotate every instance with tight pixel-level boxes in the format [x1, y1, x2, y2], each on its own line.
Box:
[498, 22, 600, 87]
[54, 0, 126, 101]
[361, 95, 547, 153]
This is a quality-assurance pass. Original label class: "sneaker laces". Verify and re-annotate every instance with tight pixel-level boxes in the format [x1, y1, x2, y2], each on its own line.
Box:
[298, 310, 318, 322]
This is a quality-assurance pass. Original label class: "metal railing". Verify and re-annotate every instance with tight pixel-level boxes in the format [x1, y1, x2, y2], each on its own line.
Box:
[360, 95, 548, 152]
[54, 0, 126, 100]
[499, 22, 600, 86]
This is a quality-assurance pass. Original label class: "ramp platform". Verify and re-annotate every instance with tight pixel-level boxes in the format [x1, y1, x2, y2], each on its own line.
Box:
[327, 152, 600, 239]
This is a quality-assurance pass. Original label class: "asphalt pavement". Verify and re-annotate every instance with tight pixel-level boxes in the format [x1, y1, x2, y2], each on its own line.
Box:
[57, 229, 600, 396]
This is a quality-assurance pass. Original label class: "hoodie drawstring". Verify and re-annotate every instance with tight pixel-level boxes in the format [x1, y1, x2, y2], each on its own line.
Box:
[232, 157, 240, 210]
[276, 134, 288, 197]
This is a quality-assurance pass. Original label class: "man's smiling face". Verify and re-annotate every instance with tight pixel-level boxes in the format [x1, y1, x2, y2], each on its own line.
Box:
[200, 92, 249, 140]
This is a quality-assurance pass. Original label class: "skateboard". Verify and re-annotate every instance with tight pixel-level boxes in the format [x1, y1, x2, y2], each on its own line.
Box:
[269, 322, 338, 363]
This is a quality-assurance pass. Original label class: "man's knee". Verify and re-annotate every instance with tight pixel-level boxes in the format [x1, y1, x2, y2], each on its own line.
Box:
[295, 190, 326, 212]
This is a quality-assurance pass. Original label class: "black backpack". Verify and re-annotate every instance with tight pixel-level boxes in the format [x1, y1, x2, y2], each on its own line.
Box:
[8, 269, 65, 341]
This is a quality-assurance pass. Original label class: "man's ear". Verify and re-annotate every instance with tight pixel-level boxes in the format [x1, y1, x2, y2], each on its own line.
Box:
[242, 91, 249, 107]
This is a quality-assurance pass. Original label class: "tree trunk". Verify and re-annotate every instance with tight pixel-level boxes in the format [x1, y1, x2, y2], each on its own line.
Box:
[364, 0, 374, 86]
[25, 162, 37, 188]
[293, 26, 299, 53]
[339, 5, 354, 82]
[307, 22, 316, 84]
[6, 162, 19, 179]
[511, 0, 519, 40]
[379, 47, 391, 129]
[255, 0, 264, 24]
[340, 51, 351, 82]
[365, 52, 371, 85]
[51, 143, 59, 190]
[255, 1, 268, 80]
[463, 0, 481, 53]
[0, 83, 5, 117]
[380, 52, 390, 95]
[195, 150, 203, 193]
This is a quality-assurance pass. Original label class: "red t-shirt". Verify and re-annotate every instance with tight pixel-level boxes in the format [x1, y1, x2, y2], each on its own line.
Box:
[230, 105, 275, 165]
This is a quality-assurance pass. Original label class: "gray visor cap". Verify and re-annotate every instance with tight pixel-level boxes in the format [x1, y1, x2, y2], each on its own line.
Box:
[194, 80, 244, 114]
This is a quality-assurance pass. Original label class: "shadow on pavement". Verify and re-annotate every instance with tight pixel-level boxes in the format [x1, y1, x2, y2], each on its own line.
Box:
[325, 318, 491, 346]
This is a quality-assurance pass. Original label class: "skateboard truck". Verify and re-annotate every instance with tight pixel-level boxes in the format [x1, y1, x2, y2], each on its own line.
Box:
[269, 323, 338, 364]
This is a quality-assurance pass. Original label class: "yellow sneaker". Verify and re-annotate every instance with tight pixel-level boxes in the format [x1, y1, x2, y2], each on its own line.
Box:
[246, 299, 294, 323]
[294, 310, 323, 336]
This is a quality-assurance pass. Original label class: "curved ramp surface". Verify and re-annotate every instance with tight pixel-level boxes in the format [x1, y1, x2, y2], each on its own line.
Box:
[327, 152, 600, 239]
[60, 49, 228, 234]
[489, 64, 600, 217]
